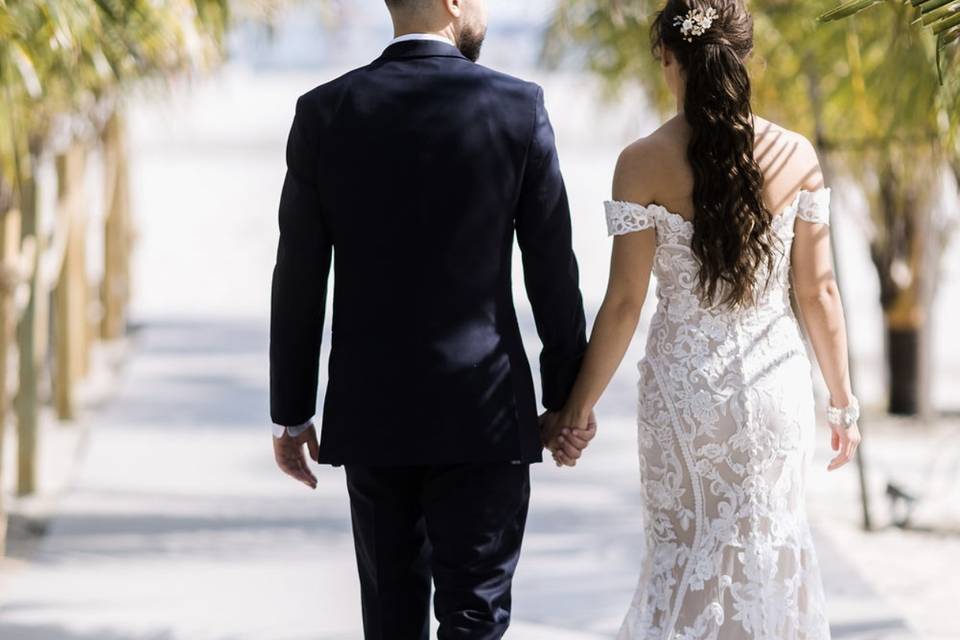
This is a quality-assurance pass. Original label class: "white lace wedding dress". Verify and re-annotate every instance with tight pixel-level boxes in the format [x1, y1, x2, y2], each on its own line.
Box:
[604, 189, 833, 640]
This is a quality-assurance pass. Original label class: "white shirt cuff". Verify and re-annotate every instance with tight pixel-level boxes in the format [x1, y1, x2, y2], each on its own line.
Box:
[271, 417, 314, 439]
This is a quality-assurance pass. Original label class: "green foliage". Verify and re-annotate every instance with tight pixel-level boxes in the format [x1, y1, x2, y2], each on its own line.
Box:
[818, 0, 960, 83]
[546, 1, 958, 157]
[0, 0, 228, 202]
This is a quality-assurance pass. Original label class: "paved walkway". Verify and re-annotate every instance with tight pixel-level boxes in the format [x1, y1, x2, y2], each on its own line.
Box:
[0, 318, 919, 640]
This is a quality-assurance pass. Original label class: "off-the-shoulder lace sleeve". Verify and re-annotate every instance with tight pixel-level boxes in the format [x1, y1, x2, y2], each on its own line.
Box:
[604, 201, 659, 236]
[795, 188, 831, 225]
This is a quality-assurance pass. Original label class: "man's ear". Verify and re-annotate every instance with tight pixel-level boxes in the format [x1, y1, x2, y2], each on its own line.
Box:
[443, 0, 463, 19]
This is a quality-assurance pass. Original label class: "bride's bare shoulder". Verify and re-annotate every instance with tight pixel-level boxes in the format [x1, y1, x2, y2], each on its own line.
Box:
[754, 116, 825, 192]
[613, 117, 687, 203]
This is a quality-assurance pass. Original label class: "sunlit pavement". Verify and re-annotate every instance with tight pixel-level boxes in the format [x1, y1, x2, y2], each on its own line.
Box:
[0, 319, 918, 640]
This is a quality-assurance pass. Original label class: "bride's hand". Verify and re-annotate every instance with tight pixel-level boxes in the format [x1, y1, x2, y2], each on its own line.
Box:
[827, 422, 861, 471]
[551, 409, 598, 467]
[540, 411, 586, 463]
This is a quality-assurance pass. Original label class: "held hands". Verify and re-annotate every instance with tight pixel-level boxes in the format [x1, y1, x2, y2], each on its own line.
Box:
[540, 409, 598, 467]
[273, 423, 320, 489]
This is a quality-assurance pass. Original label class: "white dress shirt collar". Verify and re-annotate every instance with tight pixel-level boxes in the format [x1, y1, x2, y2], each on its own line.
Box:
[389, 33, 456, 48]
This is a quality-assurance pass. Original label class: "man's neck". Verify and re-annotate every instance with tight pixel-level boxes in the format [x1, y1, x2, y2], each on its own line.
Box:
[392, 25, 457, 45]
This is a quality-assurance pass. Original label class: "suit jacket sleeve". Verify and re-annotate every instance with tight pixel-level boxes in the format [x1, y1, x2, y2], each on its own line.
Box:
[514, 86, 587, 411]
[269, 95, 333, 427]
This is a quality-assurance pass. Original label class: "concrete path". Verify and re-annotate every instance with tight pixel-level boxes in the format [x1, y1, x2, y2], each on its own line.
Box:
[0, 318, 918, 640]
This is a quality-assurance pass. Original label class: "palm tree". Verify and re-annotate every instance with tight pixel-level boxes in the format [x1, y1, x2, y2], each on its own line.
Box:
[1, 1, 228, 240]
[0, 0, 227, 543]
[546, 0, 960, 417]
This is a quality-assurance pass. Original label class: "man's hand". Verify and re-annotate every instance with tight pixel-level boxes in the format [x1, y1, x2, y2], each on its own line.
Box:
[539, 410, 598, 467]
[539, 411, 562, 451]
[273, 424, 320, 489]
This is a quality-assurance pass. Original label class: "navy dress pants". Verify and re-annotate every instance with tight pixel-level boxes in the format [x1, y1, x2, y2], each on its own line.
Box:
[344, 463, 531, 640]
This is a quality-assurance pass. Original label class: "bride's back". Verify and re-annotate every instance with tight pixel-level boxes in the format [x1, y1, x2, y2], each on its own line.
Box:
[610, 0, 827, 313]
[620, 113, 824, 224]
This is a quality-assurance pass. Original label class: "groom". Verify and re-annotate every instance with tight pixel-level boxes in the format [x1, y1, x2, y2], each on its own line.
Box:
[269, 0, 588, 637]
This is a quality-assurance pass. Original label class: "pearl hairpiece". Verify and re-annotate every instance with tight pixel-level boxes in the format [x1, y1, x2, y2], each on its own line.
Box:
[673, 7, 719, 43]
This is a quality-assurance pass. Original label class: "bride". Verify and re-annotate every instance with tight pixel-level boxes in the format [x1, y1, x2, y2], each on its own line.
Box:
[545, 1, 861, 638]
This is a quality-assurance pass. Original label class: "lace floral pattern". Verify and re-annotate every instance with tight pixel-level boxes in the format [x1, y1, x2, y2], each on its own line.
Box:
[793, 188, 831, 225]
[607, 190, 832, 640]
[605, 200, 662, 235]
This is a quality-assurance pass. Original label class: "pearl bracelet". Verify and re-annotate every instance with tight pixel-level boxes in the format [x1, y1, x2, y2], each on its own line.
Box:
[826, 396, 860, 429]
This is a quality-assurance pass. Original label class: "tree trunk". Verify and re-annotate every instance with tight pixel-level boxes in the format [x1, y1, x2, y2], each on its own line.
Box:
[53, 143, 88, 421]
[101, 111, 131, 341]
[870, 167, 930, 418]
[885, 325, 920, 414]
[15, 160, 42, 496]
[0, 205, 22, 555]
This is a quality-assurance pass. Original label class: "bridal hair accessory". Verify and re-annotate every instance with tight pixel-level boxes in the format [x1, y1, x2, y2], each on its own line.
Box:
[673, 7, 719, 42]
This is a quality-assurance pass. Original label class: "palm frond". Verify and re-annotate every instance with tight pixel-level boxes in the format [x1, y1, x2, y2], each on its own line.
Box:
[818, 0, 886, 22]
[0, 0, 228, 198]
[913, 0, 956, 11]
[819, 0, 959, 81]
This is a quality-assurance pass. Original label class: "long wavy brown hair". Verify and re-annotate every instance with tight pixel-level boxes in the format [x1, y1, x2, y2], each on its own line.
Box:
[652, 0, 779, 308]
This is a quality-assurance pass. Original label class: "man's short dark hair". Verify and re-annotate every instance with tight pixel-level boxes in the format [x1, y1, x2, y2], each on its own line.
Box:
[385, 0, 428, 10]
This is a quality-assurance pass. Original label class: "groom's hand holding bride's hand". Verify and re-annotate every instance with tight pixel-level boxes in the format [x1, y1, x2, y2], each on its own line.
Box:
[273, 424, 320, 489]
[539, 410, 598, 468]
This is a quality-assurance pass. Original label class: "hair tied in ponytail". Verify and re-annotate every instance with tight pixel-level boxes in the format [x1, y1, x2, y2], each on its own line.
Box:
[652, 0, 778, 309]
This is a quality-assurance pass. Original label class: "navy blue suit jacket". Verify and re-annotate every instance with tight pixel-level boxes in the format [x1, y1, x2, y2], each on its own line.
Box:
[269, 39, 587, 465]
